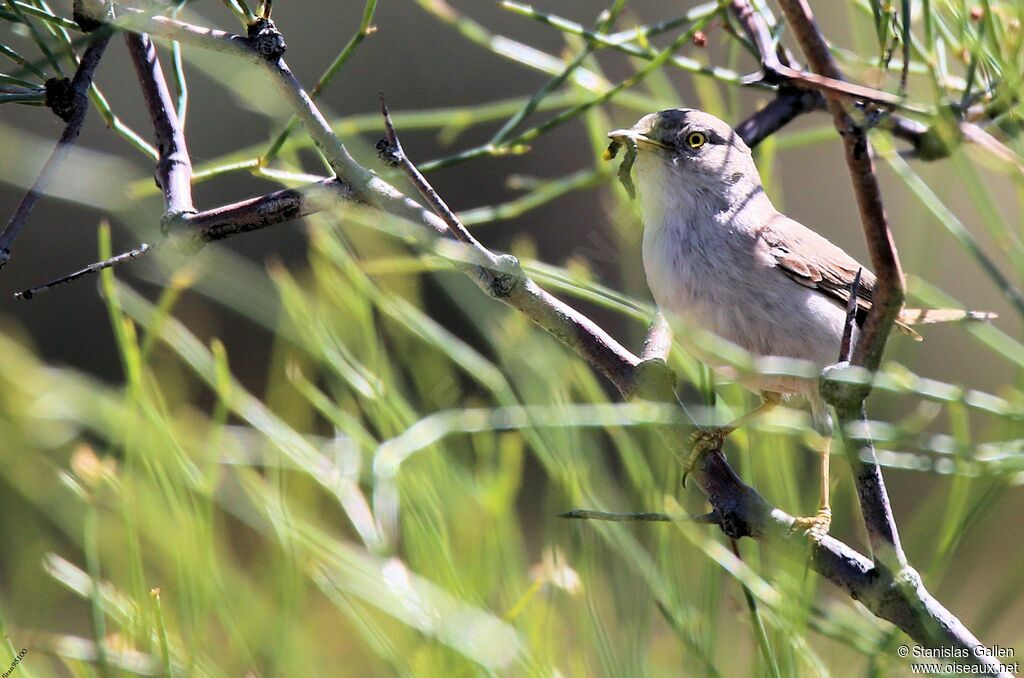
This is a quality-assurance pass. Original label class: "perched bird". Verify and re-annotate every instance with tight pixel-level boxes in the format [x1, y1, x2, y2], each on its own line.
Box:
[607, 109, 993, 539]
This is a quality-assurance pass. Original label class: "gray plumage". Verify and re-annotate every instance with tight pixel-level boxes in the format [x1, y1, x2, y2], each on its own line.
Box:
[608, 109, 991, 434]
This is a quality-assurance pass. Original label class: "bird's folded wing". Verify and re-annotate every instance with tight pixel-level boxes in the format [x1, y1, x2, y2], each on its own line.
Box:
[757, 215, 992, 337]
[757, 213, 876, 314]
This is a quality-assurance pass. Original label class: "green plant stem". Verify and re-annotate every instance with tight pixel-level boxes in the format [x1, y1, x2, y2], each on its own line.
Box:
[489, 0, 627, 145]
[729, 540, 781, 678]
[421, 5, 721, 172]
[3, 0, 62, 74]
[502, 1, 749, 87]
[84, 504, 111, 677]
[0, 42, 48, 79]
[459, 168, 606, 225]
[879, 138, 1024, 318]
[260, 0, 377, 166]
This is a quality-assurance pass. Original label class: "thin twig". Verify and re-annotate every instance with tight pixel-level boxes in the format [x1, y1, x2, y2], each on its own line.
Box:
[560, 509, 717, 523]
[771, 59, 908, 108]
[727, 0, 935, 156]
[14, 30, 192, 300]
[47, 14, 1003, 667]
[734, 86, 823, 148]
[15, 243, 151, 300]
[0, 32, 110, 268]
[19, 28, 195, 298]
[776, 0, 905, 374]
[377, 97, 642, 393]
[379, 97, 487, 251]
[191, 177, 351, 241]
[839, 268, 863, 363]
[897, 1, 910, 97]
[489, 1, 627, 145]
[259, 0, 377, 166]
[729, 0, 788, 73]
[728, 0, 825, 148]
[779, 0, 906, 576]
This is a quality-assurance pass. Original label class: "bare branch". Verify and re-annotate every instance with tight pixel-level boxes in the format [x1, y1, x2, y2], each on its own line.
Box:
[727, 0, 826, 148]
[779, 1, 1005, 672]
[193, 177, 351, 242]
[727, 0, 946, 160]
[728, 0, 794, 72]
[640, 313, 672, 362]
[776, 0, 904, 373]
[779, 0, 906, 586]
[728, 0, 905, 109]
[0, 33, 111, 269]
[560, 509, 715, 523]
[17, 11, 998, 667]
[379, 98, 490, 253]
[125, 31, 195, 218]
[735, 86, 823, 148]
[839, 268, 862, 363]
[15, 243, 150, 300]
[371, 106, 963, 657]
[766, 61, 907, 108]
[15, 30, 191, 299]
[378, 103, 642, 394]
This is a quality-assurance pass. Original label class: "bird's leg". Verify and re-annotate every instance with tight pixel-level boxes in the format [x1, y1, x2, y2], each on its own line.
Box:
[791, 436, 832, 541]
[683, 392, 781, 485]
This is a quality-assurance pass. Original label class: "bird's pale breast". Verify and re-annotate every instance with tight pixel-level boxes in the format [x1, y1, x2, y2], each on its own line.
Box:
[640, 194, 850, 398]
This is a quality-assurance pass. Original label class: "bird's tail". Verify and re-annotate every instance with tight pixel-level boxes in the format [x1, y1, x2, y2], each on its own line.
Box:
[895, 308, 997, 341]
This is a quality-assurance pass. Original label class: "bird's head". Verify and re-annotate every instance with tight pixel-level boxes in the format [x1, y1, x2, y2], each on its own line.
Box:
[607, 109, 763, 211]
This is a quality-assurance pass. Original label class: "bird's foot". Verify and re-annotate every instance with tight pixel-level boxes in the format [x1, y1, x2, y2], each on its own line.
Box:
[682, 427, 732, 487]
[791, 507, 832, 543]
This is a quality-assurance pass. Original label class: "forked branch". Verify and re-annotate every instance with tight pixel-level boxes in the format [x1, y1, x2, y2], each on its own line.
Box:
[1, 7, 1001, 668]
[777, 0, 1004, 671]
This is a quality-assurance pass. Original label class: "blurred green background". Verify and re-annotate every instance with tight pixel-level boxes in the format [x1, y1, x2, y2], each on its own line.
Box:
[0, 1, 1022, 675]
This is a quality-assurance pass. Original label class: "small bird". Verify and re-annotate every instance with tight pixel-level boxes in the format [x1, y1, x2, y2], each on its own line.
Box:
[607, 109, 993, 539]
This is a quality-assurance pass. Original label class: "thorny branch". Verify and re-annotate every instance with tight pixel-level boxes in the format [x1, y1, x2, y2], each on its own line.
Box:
[0, 5, 1005, 670]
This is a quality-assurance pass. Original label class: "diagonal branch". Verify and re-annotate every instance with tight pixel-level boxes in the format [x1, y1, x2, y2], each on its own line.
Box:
[15, 30, 191, 299]
[29, 11, 1001, 667]
[125, 10, 644, 394]
[378, 99, 643, 394]
[374, 107, 1001, 668]
[728, 0, 825, 148]
[17, 28, 196, 299]
[0, 32, 111, 269]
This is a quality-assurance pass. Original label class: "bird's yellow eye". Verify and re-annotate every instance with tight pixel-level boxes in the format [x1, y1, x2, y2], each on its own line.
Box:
[686, 131, 707, 149]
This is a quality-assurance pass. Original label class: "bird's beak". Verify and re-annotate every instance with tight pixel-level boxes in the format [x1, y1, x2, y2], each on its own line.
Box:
[607, 127, 666, 150]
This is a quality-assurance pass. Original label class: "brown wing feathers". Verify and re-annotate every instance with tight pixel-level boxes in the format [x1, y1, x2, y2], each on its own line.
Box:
[757, 215, 993, 337]
[759, 214, 876, 316]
